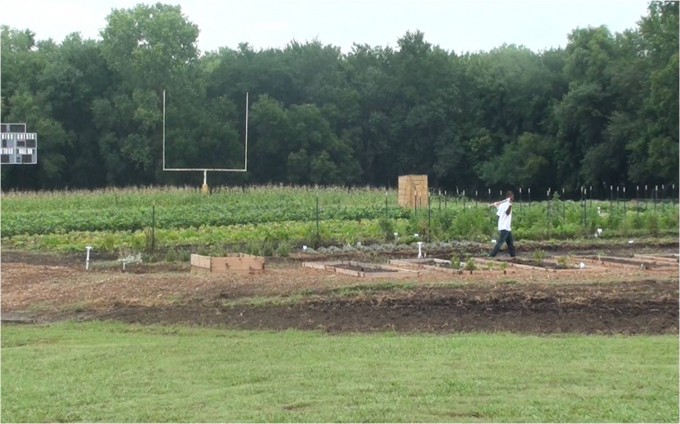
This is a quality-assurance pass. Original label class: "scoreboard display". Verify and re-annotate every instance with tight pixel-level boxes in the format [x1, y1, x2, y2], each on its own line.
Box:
[1, 123, 38, 165]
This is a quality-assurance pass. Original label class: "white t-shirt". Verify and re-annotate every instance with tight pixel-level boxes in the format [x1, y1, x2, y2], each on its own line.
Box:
[496, 199, 512, 231]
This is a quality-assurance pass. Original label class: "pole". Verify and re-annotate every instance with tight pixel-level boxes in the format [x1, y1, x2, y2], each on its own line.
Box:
[385, 192, 388, 219]
[654, 185, 657, 212]
[519, 187, 522, 212]
[674, 184, 676, 205]
[162, 90, 166, 169]
[85, 246, 92, 271]
[623, 186, 627, 218]
[152, 203, 156, 252]
[428, 198, 431, 243]
[547, 189, 551, 239]
[201, 170, 209, 194]
[244, 92, 249, 171]
[581, 186, 586, 229]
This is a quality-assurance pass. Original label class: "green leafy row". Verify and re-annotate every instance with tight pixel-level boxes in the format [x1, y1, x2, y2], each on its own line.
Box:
[2, 186, 414, 237]
[2, 187, 677, 254]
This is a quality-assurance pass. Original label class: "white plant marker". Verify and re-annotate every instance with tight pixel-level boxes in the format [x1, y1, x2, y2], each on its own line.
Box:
[85, 246, 93, 270]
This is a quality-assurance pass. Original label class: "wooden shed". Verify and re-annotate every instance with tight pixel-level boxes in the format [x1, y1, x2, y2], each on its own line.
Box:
[398, 175, 429, 209]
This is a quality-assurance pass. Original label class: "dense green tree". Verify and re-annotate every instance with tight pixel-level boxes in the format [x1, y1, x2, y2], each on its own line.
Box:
[554, 26, 621, 189]
[1, 2, 677, 194]
[1, 28, 71, 189]
[96, 3, 201, 185]
[465, 45, 563, 191]
[626, 1, 679, 185]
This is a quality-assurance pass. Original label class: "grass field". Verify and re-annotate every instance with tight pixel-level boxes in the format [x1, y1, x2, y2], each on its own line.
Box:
[2, 322, 678, 422]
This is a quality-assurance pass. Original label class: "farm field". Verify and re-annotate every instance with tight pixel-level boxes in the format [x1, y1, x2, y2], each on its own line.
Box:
[3, 185, 676, 333]
[2, 247, 678, 333]
[1, 185, 677, 255]
[2, 186, 679, 422]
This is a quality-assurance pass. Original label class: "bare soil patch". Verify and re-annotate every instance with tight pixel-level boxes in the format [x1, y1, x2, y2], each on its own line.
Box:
[1, 250, 677, 334]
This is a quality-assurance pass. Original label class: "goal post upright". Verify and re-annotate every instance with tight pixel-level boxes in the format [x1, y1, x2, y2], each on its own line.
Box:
[162, 89, 249, 193]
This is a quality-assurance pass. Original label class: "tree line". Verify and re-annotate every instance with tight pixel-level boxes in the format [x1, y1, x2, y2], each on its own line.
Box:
[1, 1, 677, 196]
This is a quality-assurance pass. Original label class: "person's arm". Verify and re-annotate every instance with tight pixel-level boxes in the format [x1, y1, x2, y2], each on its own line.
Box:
[490, 198, 509, 208]
[505, 204, 512, 215]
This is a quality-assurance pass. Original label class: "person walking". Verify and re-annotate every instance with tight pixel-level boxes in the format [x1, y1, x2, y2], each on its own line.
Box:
[489, 191, 516, 257]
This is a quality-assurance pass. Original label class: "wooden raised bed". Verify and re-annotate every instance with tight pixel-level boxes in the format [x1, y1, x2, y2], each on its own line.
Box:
[302, 260, 419, 278]
[191, 253, 265, 274]
[389, 258, 457, 273]
[583, 254, 678, 270]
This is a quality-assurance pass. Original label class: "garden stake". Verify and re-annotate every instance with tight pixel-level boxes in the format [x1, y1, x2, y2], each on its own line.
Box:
[151, 203, 156, 252]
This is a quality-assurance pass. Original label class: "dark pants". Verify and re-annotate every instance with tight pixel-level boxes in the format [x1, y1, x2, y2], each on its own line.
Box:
[490, 230, 515, 257]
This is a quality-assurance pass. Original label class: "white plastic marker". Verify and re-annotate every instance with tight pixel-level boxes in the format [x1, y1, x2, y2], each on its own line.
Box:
[85, 246, 93, 270]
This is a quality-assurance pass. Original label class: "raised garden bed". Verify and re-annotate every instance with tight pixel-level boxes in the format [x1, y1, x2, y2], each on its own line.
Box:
[302, 260, 419, 278]
[191, 253, 265, 274]
[389, 258, 454, 271]
[583, 254, 678, 270]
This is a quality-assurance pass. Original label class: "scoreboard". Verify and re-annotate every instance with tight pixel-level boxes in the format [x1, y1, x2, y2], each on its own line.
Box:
[1, 123, 38, 165]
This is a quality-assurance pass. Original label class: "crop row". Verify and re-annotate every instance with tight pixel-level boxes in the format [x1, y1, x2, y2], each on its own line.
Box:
[2, 186, 677, 255]
[1, 203, 416, 237]
[3, 206, 676, 255]
[0, 185, 396, 212]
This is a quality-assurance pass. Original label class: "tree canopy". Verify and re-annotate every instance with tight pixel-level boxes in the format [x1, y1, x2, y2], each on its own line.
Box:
[1, 2, 677, 196]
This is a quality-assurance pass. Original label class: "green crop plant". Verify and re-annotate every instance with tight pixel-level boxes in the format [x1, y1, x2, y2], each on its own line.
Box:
[2, 187, 678, 255]
[533, 250, 546, 266]
[556, 256, 569, 269]
[465, 257, 476, 273]
[450, 255, 461, 270]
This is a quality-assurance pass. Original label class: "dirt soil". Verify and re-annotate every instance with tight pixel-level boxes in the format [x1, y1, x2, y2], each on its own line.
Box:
[1, 249, 678, 335]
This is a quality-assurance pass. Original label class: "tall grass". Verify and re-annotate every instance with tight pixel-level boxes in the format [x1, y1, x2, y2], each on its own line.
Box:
[2, 322, 677, 422]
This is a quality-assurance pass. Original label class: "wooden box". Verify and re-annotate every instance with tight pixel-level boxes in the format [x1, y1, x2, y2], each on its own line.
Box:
[190, 253, 265, 274]
[398, 174, 429, 208]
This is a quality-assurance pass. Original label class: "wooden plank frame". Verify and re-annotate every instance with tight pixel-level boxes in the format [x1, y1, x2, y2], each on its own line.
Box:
[191, 253, 265, 274]
[302, 261, 419, 278]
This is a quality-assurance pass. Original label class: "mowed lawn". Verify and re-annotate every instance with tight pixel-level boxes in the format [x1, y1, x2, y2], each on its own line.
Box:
[2, 322, 678, 422]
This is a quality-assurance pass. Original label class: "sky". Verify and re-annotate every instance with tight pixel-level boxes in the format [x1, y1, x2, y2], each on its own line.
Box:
[2, 0, 651, 55]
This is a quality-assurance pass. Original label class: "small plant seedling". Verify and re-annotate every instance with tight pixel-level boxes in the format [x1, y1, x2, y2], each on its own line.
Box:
[465, 257, 477, 274]
[450, 255, 461, 270]
[532, 250, 546, 266]
[500, 261, 508, 274]
[556, 256, 569, 268]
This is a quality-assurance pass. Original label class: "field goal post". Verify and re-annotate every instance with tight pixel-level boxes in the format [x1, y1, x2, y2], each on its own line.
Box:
[162, 90, 249, 193]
